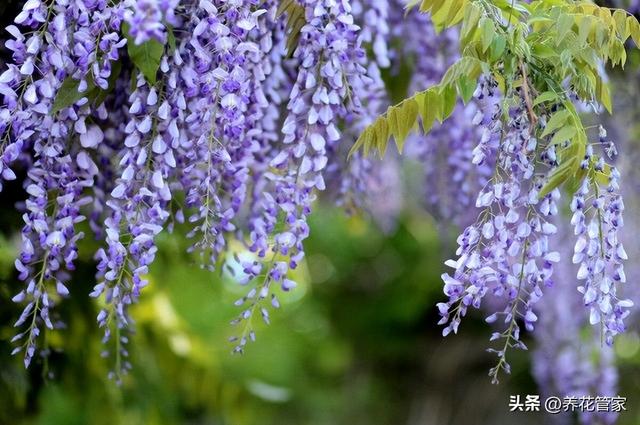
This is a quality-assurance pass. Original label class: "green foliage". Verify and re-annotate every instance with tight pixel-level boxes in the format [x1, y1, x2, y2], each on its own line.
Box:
[277, 0, 306, 56]
[50, 78, 96, 115]
[122, 23, 165, 85]
[52, 20, 169, 111]
[50, 62, 122, 114]
[352, 0, 640, 197]
[166, 24, 177, 54]
[349, 56, 484, 158]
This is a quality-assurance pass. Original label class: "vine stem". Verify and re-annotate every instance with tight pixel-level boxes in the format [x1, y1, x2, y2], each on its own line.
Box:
[592, 178, 607, 346]
[519, 60, 538, 130]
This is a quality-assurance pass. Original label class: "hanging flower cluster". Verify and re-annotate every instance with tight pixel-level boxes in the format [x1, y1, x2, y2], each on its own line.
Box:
[0, 0, 369, 379]
[529, 84, 640, 423]
[571, 169, 630, 345]
[349, 0, 639, 385]
[533, 226, 619, 425]
[436, 78, 566, 383]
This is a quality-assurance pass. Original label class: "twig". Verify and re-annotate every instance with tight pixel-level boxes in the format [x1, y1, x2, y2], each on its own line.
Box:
[519, 60, 538, 129]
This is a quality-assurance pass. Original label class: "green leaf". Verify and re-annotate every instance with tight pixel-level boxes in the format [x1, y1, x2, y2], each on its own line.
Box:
[593, 162, 612, 185]
[613, 10, 629, 39]
[130, 70, 138, 93]
[578, 15, 593, 45]
[533, 91, 558, 106]
[430, 0, 448, 19]
[351, 87, 449, 157]
[540, 109, 571, 138]
[388, 100, 419, 152]
[441, 56, 482, 88]
[51, 77, 96, 115]
[532, 44, 557, 59]
[123, 23, 165, 85]
[438, 84, 457, 122]
[538, 119, 585, 198]
[566, 166, 588, 194]
[555, 13, 573, 46]
[419, 0, 434, 13]
[386, 105, 399, 143]
[609, 38, 626, 68]
[166, 24, 177, 53]
[416, 88, 439, 133]
[351, 126, 373, 158]
[277, 0, 306, 56]
[460, 3, 482, 44]
[456, 75, 476, 104]
[432, 0, 465, 28]
[594, 24, 606, 48]
[538, 157, 577, 198]
[53, 58, 125, 114]
[373, 117, 390, 157]
[549, 124, 577, 146]
[596, 78, 612, 113]
[276, 0, 292, 16]
[480, 18, 495, 53]
[489, 35, 506, 63]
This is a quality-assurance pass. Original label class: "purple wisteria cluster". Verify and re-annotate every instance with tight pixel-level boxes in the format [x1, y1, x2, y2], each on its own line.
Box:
[571, 172, 631, 346]
[433, 77, 632, 387]
[435, 79, 566, 382]
[531, 119, 637, 424]
[534, 226, 619, 425]
[0, 0, 369, 378]
[4, 0, 129, 369]
[328, 0, 403, 231]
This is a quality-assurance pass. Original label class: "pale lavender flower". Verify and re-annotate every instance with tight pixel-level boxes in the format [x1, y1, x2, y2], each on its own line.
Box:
[571, 168, 631, 346]
[232, 0, 368, 351]
[534, 226, 618, 425]
[124, 0, 180, 45]
[437, 83, 561, 383]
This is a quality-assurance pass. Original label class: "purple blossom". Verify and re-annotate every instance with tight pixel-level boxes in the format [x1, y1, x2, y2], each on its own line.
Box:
[533, 226, 619, 425]
[231, 0, 368, 351]
[4, 0, 127, 369]
[437, 81, 561, 383]
[181, 0, 269, 271]
[571, 168, 631, 345]
[353, 0, 390, 67]
[124, 0, 180, 45]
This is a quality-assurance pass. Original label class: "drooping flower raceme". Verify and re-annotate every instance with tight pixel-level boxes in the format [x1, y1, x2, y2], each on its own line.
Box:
[534, 226, 618, 425]
[327, 22, 402, 231]
[571, 167, 632, 346]
[529, 94, 640, 424]
[230, 0, 368, 351]
[436, 79, 562, 383]
[352, 0, 390, 68]
[183, 0, 267, 269]
[6, 0, 127, 368]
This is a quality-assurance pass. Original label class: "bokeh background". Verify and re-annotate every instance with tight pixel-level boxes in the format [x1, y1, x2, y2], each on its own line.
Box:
[2, 1, 640, 425]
